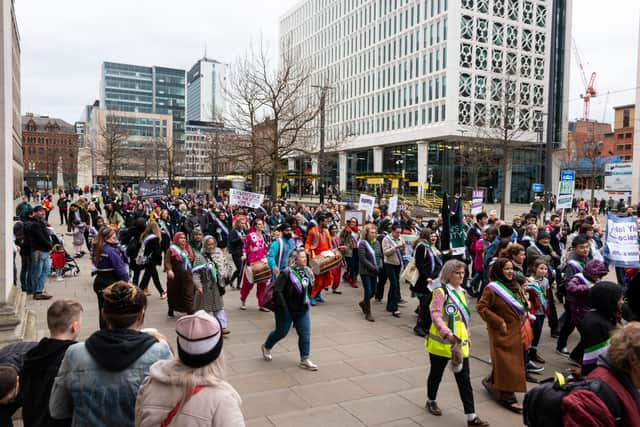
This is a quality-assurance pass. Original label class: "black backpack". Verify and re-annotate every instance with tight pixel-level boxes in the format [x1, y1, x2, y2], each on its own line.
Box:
[523, 372, 623, 427]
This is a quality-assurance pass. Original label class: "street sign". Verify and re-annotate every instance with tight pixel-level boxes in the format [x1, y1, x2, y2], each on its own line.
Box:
[531, 183, 543, 193]
[557, 170, 575, 209]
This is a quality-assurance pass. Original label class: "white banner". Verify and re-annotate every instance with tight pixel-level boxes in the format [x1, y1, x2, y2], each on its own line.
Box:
[471, 190, 483, 215]
[604, 212, 640, 267]
[358, 194, 376, 221]
[388, 196, 398, 215]
[229, 189, 264, 209]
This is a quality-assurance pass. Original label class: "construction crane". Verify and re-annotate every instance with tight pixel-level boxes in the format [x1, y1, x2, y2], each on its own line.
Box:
[572, 38, 597, 120]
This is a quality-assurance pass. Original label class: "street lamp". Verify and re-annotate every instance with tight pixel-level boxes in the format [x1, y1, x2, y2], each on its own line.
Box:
[312, 84, 334, 204]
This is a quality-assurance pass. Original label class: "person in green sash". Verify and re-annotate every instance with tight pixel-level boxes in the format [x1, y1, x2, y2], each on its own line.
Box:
[425, 259, 489, 426]
[477, 257, 528, 414]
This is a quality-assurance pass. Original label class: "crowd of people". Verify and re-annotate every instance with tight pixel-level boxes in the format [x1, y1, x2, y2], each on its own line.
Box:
[4, 187, 640, 426]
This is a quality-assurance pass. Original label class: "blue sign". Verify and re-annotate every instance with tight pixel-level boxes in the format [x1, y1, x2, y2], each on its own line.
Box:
[561, 170, 575, 181]
[532, 183, 543, 193]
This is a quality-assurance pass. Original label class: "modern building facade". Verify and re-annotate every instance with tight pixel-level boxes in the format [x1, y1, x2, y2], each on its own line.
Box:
[88, 108, 173, 182]
[22, 114, 79, 189]
[100, 62, 186, 172]
[186, 57, 229, 122]
[604, 105, 634, 162]
[279, 0, 572, 203]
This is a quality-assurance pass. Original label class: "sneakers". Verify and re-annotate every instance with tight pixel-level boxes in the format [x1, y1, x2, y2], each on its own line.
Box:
[299, 358, 318, 371]
[556, 347, 570, 357]
[309, 298, 316, 306]
[56, 277, 64, 282]
[261, 344, 272, 361]
[530, 351, 546, 364]
[526, 361, 544, 373]
[240, 301, 247, 310]
[259, 306, 271, 312]
[467, 417, 490, 427]
[332, 289, 342, 294]
[316, 294, 326, 303]
[160, 292, 167, 300]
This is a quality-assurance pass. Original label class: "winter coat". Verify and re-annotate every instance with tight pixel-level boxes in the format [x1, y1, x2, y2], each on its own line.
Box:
[135, 359, 244, 427]
[274, 267, 314, 316]
[21, 338, 76, 427]
[358, 239, 383, 277]
[193, 250, 228, 313]
[49, 330, 172, 427]
[477, 285, 527, 393]
[413, 242, 442, 294]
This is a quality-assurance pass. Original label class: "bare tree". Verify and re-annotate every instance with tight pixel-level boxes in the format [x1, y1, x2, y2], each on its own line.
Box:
[97, 114, 129, 190]
[471, 75, 530, 219]
[226, 42, 320, 199]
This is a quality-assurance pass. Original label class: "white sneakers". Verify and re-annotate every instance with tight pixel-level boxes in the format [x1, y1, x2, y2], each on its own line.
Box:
[261, 344, 272, 361]
[240, 301, 247, 310]
[299, 358, 318, 371]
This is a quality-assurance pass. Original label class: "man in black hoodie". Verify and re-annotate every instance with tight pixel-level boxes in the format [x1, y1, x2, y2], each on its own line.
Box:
[0, 342, 38, 427]
[21, 300, 83, 427]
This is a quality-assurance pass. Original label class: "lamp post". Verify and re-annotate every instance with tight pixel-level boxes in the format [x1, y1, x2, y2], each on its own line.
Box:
[457, 129, 467, 197]
[312, 84, 334, 204]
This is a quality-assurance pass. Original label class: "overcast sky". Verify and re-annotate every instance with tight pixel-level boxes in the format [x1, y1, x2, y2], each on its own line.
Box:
[16, 0, 640, 125]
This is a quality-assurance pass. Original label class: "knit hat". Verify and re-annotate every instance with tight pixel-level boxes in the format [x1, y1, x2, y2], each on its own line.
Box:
[32, 205, 45, 212]
[536, 231, 551, 241]
[176, 310, 223, 368]
[277, 223, 292, 232]
[584, 260, 608, 279]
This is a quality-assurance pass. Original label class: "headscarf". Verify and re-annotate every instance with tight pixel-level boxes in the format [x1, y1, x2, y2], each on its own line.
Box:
[172, 232, 195, 262]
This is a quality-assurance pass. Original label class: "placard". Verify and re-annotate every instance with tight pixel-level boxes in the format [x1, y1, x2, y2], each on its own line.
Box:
[471, 190, 483, 215]
[138, 182, 168, 199]
[358, 194, 376, 221]
[388, 196, 398, 215]
[229, 189, 264, 209]
[604, 212, 640, 267]
[341, 210, 365, 226]
[557, 170, 575, 209]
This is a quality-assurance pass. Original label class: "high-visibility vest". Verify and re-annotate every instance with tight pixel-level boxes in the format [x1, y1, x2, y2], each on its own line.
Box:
[426, 287, 470, 358]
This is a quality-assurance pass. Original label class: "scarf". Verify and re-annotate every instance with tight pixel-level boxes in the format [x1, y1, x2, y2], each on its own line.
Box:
[487, 280, 527, 317]
[528, 277, 548, 312]
[385, 235, 404, 267]
[289, 267, 311, 305]
[445, 285, 470, 329]
[361, 239, 377, 265]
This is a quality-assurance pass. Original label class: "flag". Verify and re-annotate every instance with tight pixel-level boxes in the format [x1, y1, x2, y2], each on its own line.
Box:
[440, 192, 451, 251]
[449, 196, 466, 252]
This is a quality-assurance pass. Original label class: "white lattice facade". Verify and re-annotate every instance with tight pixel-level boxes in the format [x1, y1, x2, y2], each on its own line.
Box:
[279, 0, 571, 201]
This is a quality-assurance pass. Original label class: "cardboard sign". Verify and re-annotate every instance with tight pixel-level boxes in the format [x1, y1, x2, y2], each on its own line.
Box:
[557, 170, 575, 209]
[358, 194, 376, 221]
[229, 189, 264, 209]
[342, 210, 365, 226]
[471, 190, 483, 215]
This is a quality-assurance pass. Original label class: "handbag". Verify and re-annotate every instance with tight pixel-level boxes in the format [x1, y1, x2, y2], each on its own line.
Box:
[400, 261, 420, 286]
[521, 318, 534, 350]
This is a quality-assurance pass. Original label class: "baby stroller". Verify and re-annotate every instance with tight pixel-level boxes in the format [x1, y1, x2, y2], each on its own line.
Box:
[51, 234, 80, 277]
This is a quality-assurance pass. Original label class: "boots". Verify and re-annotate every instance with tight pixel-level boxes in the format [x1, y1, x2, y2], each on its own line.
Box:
[365, 300, 375, 322]
[358, 300, 366, 314]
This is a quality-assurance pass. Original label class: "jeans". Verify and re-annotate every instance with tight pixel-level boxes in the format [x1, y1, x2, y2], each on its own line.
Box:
[20, 248, 32, 292]
[361, 274, 377, 302]
[427, 353, 475, 414]
[470, 271, 483, 294]
[383, 263, 401, 312]
[30, 250, 51, 294]
[264, 308, 311, 359]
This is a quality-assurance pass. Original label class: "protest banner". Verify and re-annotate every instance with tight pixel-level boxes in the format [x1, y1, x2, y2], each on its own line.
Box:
[138, 182, 168, 199]
[604, 212, 640, 268]
[557, 170, 575, 209]
[229, 189, 264, 209]
[342, 210, 365, 226]
[358, 194, 376, 221]
[388, 196, 398, 215]
[471, 190, 483, 215]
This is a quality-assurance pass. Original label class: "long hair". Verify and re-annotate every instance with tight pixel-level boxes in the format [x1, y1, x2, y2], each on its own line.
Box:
[489, 258, 519, 290]
[140, 222, 160, 242]
[360, 223, 377, 241]
[92, 227, 115, 265]
[413, 228, 432, 249]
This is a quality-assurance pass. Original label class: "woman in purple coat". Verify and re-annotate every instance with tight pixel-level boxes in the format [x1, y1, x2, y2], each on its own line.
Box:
[92, 227, 129, 329]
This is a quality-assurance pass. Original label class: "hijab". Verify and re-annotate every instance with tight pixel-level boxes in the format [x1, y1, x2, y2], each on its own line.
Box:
[172, 232, 195, 262]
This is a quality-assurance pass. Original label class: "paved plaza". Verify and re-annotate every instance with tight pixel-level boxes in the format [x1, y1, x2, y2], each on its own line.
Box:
[17, 218, 585, 427]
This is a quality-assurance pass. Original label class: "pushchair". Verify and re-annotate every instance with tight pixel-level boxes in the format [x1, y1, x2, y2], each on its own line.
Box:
[51, 234, 80, 277]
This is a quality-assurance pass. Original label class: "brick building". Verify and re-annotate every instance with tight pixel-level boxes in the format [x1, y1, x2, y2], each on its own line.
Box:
[602, 105, 634, 161]
[22, 114, 78, 190]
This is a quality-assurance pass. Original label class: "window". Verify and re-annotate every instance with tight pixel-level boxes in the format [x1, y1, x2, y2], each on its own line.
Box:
[623, 110, 630, 128]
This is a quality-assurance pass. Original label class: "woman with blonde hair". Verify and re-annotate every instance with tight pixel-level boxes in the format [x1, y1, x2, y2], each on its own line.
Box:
[135, 311, 244, 426]
[357, 223, 383, 322]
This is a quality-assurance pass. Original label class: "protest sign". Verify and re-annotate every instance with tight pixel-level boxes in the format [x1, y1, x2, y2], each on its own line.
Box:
[604, 212, 640, 268]
[358, 194, 376, 221]
[471, 190, 483, 215]
[229, 189, 264, 209]
[138, 182, 168, 199]
[342, 210, 365, 226]
[388, 196, 398, 215]
[557, 170, 575, 209]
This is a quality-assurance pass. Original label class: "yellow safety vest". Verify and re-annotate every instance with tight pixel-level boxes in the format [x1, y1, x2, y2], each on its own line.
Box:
[425, 287, 470, 358]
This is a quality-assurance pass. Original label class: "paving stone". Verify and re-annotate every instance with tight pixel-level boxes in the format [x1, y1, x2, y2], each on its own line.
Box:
[291, 378, 371, 407]
[340, 393, 426, 425]
[268, 404, 365, 427]
[351, 372, 414, 395]
[242, 388, 310, 419]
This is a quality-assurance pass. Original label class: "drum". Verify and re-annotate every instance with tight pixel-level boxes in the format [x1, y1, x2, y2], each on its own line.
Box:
[245, 261, 271, 284]
[310, 250, 342, 275]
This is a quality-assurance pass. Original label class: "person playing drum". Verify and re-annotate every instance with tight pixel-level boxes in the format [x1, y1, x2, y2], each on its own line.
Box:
[240, 218, 270, 312]
[305, 213, 333, 305]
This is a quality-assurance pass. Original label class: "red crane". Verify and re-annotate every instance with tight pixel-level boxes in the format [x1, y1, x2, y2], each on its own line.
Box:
[572, 38, 597, 120]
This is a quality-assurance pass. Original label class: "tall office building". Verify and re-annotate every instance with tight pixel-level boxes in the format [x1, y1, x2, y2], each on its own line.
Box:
[279, 0, 572, 203]
[186, 57, 229, 122]
[100, 61, 186, 148]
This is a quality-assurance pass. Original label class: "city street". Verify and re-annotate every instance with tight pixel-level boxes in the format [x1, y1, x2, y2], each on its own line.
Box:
[20, 219, 582, 427]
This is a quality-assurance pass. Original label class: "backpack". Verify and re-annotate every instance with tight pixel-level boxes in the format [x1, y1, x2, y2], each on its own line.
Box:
[523, 372, 623, 427]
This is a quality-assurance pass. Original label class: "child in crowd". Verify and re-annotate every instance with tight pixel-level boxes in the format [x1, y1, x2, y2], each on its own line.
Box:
[68, 219, 87, 258]
[51, 244, 66, 281]
[527, 258, 550, 365]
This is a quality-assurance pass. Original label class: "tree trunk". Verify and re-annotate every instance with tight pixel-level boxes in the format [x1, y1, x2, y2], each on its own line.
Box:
[271, 158, 279, 200]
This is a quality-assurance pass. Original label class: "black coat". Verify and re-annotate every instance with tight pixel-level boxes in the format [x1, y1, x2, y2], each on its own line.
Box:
[228, 228, 244, 257]
[274, 268, 312, 316]
[28, 218, 52, 252]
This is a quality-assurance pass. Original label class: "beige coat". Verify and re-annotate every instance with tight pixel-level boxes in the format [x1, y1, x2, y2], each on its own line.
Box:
[135, 358, 245, 427]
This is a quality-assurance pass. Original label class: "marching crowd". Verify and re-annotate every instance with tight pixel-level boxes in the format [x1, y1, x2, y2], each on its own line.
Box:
[3, 187, 640, 426]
